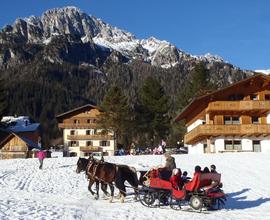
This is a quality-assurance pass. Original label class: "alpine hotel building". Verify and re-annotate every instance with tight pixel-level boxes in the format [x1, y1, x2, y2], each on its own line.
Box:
[175, 74, 270, 154]
[57, 104, 116, 157]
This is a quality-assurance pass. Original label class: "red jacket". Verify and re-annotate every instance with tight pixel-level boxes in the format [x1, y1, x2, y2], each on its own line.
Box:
[170, 174, 182, 189]
[37, 151, 46, 160]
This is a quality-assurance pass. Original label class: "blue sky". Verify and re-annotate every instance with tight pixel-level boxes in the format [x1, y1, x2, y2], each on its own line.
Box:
[1, 0, 269, 70]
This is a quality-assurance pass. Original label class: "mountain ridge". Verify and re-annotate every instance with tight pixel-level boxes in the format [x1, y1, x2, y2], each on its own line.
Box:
[1, 6, 229, 69]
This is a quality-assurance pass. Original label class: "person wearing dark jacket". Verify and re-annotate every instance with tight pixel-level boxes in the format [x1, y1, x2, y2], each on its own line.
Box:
[210, 164, 217, 173]
[163, 152, 176, 171]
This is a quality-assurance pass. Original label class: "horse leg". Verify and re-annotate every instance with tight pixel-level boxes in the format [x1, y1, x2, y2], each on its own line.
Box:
[115, 177, 126, 203]
[88, 178, 96, 196]
[126, 177, 139, 201]
[101, 183, 109, 197]
[94, 180, 99, 200]
[109, 184, 114, 203]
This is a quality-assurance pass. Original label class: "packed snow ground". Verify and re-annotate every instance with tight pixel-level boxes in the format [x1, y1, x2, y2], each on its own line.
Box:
[0, 153, 270, 220]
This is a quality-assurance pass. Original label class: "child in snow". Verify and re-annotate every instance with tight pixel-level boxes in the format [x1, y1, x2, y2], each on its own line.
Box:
[170, 168, 182, 190]
[181, 171, 191, 183]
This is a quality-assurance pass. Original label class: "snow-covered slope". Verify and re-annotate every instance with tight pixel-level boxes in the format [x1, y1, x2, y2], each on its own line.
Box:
[3, 6, 225, 68]
[255, 69, 270, 75]
[0, 153, 270, 220]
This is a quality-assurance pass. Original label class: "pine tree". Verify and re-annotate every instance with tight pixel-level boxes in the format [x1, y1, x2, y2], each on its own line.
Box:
[135, 76, 170, 146]
[98, 86, 131, 147]
[172, 62, 216, 145]
[176, 62, 215, 111]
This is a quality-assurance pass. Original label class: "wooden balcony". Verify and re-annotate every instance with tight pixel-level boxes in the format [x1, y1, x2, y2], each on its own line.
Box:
[206, 101, 270, 114]
[58, 123, 99, 129]
[80, 146, 103, 152]
[67, 134, 114, 140]
[185, 124, 270, 144]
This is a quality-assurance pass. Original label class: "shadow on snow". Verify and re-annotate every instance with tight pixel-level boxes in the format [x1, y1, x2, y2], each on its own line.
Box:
[226, 188, 270, 210]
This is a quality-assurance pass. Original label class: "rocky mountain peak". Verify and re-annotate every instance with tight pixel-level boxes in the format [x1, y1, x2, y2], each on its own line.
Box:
[0, 6, 229, 68]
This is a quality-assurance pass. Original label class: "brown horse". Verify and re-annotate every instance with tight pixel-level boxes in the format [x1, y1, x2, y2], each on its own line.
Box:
[87, 155, 139, 203]
[76, 157, 109, 199]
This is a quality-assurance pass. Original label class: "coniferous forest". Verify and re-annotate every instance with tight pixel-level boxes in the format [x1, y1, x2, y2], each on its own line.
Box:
[0, 57, 251, 148]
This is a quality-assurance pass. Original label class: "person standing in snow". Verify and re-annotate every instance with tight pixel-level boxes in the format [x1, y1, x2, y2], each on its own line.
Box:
[37, 150, 46, 169]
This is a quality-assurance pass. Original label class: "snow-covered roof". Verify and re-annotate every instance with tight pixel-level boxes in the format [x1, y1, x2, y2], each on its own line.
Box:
[19, 135, 41, 150]
[1, 116, 40, 132]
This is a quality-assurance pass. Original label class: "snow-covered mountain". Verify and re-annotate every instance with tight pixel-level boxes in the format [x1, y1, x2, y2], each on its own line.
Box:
[1, 6, 225, 68]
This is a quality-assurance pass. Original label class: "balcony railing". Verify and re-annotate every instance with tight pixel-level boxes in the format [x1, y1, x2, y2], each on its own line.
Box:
[80, 146, 102, 152]
[67, 134, 114, 140]
[206, 101, 270, 113]
[58, 123, 99, 129]
[185, 124, 270, 144]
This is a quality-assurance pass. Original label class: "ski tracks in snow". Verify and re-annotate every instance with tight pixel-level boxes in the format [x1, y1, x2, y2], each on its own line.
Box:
[0, 158, 85, 220]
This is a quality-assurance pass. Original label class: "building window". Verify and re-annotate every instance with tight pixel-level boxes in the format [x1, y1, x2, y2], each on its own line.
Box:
[86, 130, 91, 135]
[229, 94, 244, 101]
[224, 116, 240, 125]
[265, 94, 270, 100]
[252, 140, 261, 152]
[69, 141, 78, 147]
[203, 144, 207, 153]
[84, 152, 91, 157]
[100, 141, 110, 146]
[86, 141, 93, 146]
[224, 140, 241, 150]
[250, 94, 258, 100]
[87, 119, 96, 123]
[252, 116, 259, 124]
[74, 119, 80, 124]
[70, 130, 75, 135]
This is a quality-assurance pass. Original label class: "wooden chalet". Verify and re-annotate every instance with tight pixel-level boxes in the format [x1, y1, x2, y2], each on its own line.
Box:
[56, 104, 116, 157]
[175, 73, 270, 154]
[0, 129, 40, 159]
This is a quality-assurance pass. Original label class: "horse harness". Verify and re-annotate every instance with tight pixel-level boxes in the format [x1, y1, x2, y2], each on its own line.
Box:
[86, 161, 135, 190]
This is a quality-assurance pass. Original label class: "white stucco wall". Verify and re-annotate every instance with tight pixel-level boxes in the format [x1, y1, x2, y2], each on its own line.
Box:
[242, 139, 253, 151]
[214, 138, 224, 153]
[261, 140, 270, 153]
[62, 128, 115, 156]
[266, 111, 270, 124]
[188, 143, 204, 154]
[189, 136, 270, 154]
[187, 119, 205, 132]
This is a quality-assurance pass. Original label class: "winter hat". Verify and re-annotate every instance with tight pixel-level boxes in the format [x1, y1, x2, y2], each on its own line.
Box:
[173, 168, 180, 175]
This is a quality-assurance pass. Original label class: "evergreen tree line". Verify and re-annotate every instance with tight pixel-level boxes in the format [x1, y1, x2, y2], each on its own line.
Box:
[0, 58, 247, 148]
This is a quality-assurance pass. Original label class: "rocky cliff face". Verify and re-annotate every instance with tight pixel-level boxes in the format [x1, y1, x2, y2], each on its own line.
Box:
[0, 6, 255, 98]
[0, 6, 238, 70]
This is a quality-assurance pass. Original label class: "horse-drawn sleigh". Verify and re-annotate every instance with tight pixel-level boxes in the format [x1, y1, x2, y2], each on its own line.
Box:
[139, 168, 226, 212]
[76, 157, 226, 212]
